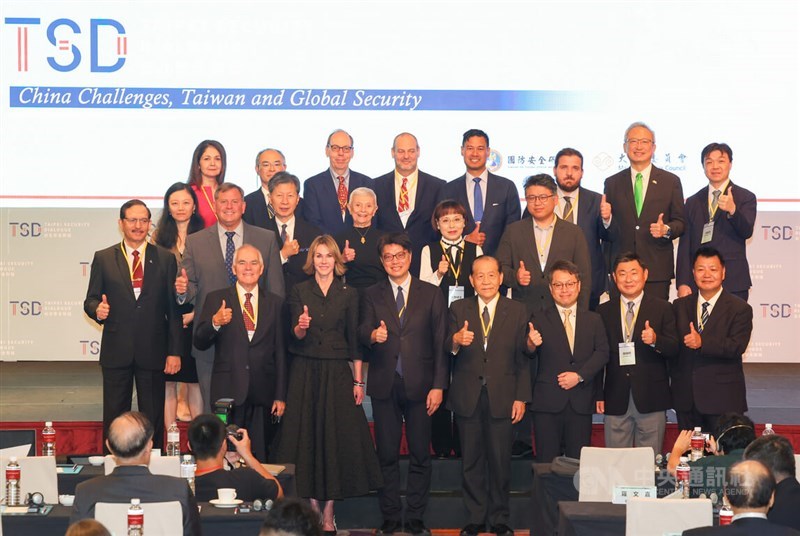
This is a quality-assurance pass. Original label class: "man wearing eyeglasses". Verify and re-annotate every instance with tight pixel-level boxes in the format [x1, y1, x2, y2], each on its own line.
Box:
[602, 122, 685, 300]
[84, 200, 183, 451]
[302, 129, 373, 236]
[244, 147, 288, 229]
[358, 233, 448, 536]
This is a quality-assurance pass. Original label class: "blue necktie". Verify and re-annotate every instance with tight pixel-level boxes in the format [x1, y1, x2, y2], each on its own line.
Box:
[225, 231, 236, 284]
[472, 177, 484, 222]
[395, 286, 405, 376]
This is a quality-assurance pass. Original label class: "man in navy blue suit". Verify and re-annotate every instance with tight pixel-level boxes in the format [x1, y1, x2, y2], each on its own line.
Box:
[443, 129, 521, 257]
[676, 143, 756, 302]
[302, 129, 372, 236]
[244, 148, 287, 229]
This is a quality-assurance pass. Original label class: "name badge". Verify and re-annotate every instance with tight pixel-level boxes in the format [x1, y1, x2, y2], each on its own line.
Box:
[619, 342, 636, 366]
[447, 285, 465, 306]
[701, 221, 714, 243]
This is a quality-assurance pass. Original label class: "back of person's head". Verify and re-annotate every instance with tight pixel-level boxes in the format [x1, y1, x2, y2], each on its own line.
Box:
[107, 411, 154, 462]
[724, 460, 775, 511]
[188, 414, 226, 461]
[744, 434, 796, 481]
[259, 499, 322, 536]
[714, 413, 755, 454]
[65, 518, 112, 536]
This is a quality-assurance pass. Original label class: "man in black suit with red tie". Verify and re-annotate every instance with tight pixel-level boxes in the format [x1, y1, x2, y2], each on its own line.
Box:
[359, 233, 448, 536]
[602, 122, 685, 300]
[194, 244, 287, 461]
[84, 200, 182, 450]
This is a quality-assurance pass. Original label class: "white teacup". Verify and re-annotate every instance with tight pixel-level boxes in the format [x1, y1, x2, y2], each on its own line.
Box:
[217, 488, 237, 503]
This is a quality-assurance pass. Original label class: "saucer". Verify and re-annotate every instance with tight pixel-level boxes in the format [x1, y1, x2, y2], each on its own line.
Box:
[209, 499, 243, 508]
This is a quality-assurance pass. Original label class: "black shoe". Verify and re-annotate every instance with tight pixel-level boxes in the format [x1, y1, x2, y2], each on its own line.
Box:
[376, 519, 402, 536]
[460, 523, 484, 536]
[490, 523, 514, 536]
[511, 440, 533, 458]
[406, 519, 431, 536]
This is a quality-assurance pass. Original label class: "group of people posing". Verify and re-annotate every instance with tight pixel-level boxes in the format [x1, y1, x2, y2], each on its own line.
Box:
[83, 122, 757, 535]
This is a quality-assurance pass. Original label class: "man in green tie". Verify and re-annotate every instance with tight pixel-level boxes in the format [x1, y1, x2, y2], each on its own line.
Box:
[601, 122, 686, 300]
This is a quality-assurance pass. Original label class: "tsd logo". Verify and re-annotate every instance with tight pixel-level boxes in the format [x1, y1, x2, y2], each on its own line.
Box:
[9, 300, 42, 316]
[9, 222, 41, 237]
[760, 225, 798, 241]
[758, 304, 797, 319]
[80, 261, 91, 276]
[5, 16, 127, 72]
[79, 340, 101, 355]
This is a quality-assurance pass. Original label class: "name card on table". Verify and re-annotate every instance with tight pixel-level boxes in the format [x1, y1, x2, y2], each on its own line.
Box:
[612, 485, 657, 504]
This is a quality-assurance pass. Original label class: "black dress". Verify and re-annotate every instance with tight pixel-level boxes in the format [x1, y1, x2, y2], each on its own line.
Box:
[335, 225, 385, 289]
[274, 277, 382, 500]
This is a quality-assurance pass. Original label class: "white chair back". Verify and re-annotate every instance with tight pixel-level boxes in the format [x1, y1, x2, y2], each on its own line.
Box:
[625, 497, 712, 535]
[0, 455, 58, 504]
[95, 501, 182, 535]
[104, 454, 181, 477]
[578, 446, 655, 502]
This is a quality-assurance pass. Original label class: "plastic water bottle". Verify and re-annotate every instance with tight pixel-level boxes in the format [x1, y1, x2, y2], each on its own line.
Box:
[690, 427, 704, 461]
[676, 456, 690, 499]
[181, 454, 196, 495]
[719, 503, 733, 525]
[763, 423, 775, 436]
[42, 421, 56, 457]
[127, 498, 143, 536]
[5, 457, 22, 506]
[166, 422, 180, 456]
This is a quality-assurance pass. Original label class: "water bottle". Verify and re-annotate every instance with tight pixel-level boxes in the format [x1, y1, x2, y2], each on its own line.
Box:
[676, 456, 690, 499]
[127, 498, 143, 536]
[5, 457, 22, 506]
[166, 422, 180, 456]
[690, 427, 704, 462]
[42, 421, 56, 457]
[762, 423, 775, 436]
[719, 503, 733, 525]
[181, 454, 196, 495]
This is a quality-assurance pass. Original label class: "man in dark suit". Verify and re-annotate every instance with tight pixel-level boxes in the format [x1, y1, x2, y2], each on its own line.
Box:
[672, 246, 753, 432]
[596, 252, 678, 454]
[71, 412, 201, 536]
[359, 233, 448, 536]
[744, 434, 800, 531]
[448, 256, 531, 536]
[373, 132, 446, 277]
[302, 129, 372, 236]
[677, 143, 756, 302]
[529, 260, 609, 463]
[684, 460, 800, 536]
[443, 129, 521, 256]
[496, 173, 592, 313]
[552, 147, 611, 310]
[194, 244, 287, 461]
[175, 183, 285, 413]
[84, 200, 182, 450]
[243, 147, 287, 229]
[603, 122, 685, 300]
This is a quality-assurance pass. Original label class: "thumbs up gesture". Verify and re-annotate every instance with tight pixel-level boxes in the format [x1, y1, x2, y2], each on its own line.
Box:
[437, 254, 449, 277]
[650, 212, 668, 238]
[517, 261, 531, 286]
[281, 239, 301, 260]
[454, 320, 474, 347]
[175, 268, 188, 295]
[96, 294, 110, 320]
[373, 320, 388, 344]
[600, 194, 612, 221]
[465, 221, 486, 247]
[718, 186, 736, 215]
[641, 319, 656, 345]
[297, 305, 312, 330]
[342, 239, 356, 262]
[527, 321, 542, 348]
[213, 299, 233, 327]
[683, 322, 702, 349]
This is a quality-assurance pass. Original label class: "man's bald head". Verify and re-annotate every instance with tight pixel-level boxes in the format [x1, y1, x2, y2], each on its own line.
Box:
[107, 411, 154, 463]
[725, 459, 776, 512]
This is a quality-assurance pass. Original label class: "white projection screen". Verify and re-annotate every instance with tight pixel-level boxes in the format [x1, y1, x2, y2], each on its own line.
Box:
[1, 0, 798, 361]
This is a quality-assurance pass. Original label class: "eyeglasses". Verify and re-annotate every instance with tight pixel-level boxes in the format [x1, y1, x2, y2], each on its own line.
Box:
[382, 251, 408, 262]
[438, 216, 464, 225]
[123, 218, 150, 225]
[551, 280, 578, 290]
[328, 144, 353, 153]
[525, 194, 554, 204]
[626, 138, 653, 146]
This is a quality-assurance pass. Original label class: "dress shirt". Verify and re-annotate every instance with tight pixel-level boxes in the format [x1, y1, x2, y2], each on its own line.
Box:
[122, 241, 146, 273]
[236, 282, 259, 341]
[260, 185, 270, 207]
[619, 291, 644, 342]
[708, 179, 731, 217]
[630, 163, 653, 201]
[394, 169, 419, 227]
[532, 215, 557, 269]
[466, 169, 489, 219]
[389, 274, 412, 304]
[696, 287, 723, 326]
[217, 221, 244, 256]
[557, 187, 580, 222]
[731, 513, 768, 522]
[275, 215, 296, 264]
[330, 168, 351, 222]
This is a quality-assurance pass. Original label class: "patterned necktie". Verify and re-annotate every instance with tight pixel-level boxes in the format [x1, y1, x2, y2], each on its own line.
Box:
[634, 172, 644, 217]
[710, 190, 721, 219]
[395, 286, 405, 376]
[225, 231, 236, 284]
[267, 204, 275, 219]
[626, 301, 635, 342]
[699, 302, 710, 333]
[281, 223, 288, 244]
[472, 177, 484, 222]
[337, 175, 348, 213]
[482, 305, 491, 343]
[563, 308, 575, 353]
[398, 177, 409, 212]
[131, 250, 143, 290]
[243, 292, 256, 332]
[563, 196, 574, 223]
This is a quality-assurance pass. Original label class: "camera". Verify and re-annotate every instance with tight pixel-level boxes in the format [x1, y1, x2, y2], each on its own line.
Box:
[226, 424, 243, 441]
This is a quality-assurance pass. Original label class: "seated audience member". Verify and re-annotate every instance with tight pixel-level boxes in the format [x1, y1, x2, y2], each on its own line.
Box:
[745, 434, 800, 531]
[188, 413, 283, 502]
[684, 460, 800, 535]
[65, 519, 111, 536]
[70, 412, 200, 536]
[668, 413, 756, 502]
[260, 498, 323, 536]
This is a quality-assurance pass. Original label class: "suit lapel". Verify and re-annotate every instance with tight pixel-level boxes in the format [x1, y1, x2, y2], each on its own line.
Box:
[250, 287, 270, 344]
[484, 296, 506, 355]
[541, 218, 563, 276]
[621, 168, 637, 220]
[378, 280, 402, 331]
[115, 244, 136, 300]
[546, 307, 571, 354]
[207, 225, 226, 264]
[228, 287, 252, 342]
[139, 243, 159, 299]
[384, 178, 405, 229]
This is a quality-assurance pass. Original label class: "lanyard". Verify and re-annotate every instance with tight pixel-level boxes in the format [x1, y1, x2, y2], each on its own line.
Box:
[620, 300, 640, 343]
[440, 240, 463, 280]
[199, 185, 218, 221]
[534, 221, 554, 260]
[479, 302, 496, 341]
[119, 242, 142, 282]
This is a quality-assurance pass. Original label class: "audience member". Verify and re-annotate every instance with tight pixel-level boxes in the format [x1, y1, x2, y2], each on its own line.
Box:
[259, 499, 323, 536]
[65, 519, 111, 536]
[744, 434, 800, 531]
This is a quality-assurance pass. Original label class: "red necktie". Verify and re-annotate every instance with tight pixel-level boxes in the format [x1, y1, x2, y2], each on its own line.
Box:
[243, 293, 256, 332]
[131, 250, 143, 289]
[398, 177, 409, 212]
[337, 175, 348, 213]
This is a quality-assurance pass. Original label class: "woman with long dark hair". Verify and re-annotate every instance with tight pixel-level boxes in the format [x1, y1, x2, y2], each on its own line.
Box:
[187, 140, 227, 228]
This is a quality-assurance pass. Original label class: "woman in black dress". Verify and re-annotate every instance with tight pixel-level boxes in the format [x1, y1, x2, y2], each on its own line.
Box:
[275, 235, 382, 534]
[335, 187, 385, 290]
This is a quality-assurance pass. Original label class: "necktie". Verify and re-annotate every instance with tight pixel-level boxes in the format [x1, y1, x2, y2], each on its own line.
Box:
[563, 309, 575, 354]
[398, 177, 409, 212]
[225, 231, 236, 284]
[395, 286, 405, 376]
[449, 244, 461, 270]
[482, 305, 491, 344]
[131, 250, 143, 290]
[563, 196, 574, 223]
[243, 292, 256, 332]
[337, 175, 348, 213]
[634, 172, 644, 217]
[626, 301, 635, 342]
[710, 190, 721, 219]
[699, 302, 710, 333]
[267, 204, 275, 219]
[280, 223, 288, 244]
[472, 177, 484, 222]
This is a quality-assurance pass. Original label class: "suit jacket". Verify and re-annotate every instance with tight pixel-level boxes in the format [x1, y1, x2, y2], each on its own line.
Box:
[302, 169, 373, 236]
[604, 165, 685, 282]
[530, 307, 608, 415]
[672, 290, 753, 414]
[181, 221, 285, 364]
[443, 172, 521, 256]
[70, 465, 201, 536]
[84, 242, 182, 369]
[771, 477, 800, 531]
[683, 516, 800, 536]
[676, 182, 756, 294]
[575, 187, 611, 304]
[264, 216, 322, 296]
[496, 217, 592, 313]
[194, 286, 287, 405]
[243, 187, 308, 230]
[373, 170, 446, 276]
[358, 277, 448, 400]
[596, 293, 678, 415]
[446, 296, 532, 418]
